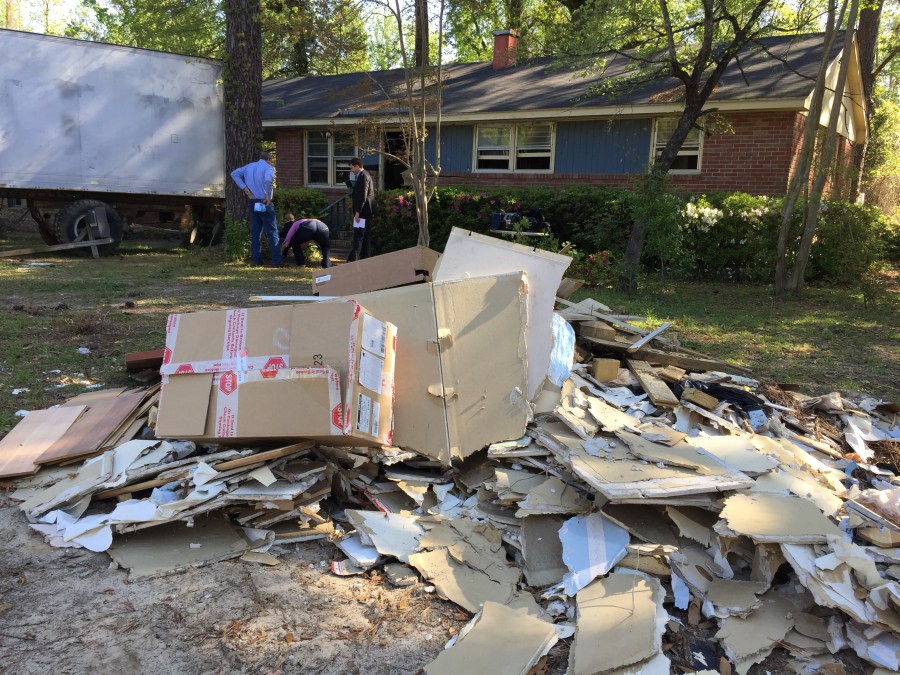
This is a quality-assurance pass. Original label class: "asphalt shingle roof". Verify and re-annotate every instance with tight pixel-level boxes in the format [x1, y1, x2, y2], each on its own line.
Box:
[262, 32, 836, 122]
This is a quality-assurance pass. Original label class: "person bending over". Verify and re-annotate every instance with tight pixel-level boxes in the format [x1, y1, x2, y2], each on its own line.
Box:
[280, 214, 331, 268]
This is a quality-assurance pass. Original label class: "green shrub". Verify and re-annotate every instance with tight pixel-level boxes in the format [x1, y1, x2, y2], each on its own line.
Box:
[223, 213, 249, 262]
[808, 200, 889, 284]
[273, 188, 328, 224]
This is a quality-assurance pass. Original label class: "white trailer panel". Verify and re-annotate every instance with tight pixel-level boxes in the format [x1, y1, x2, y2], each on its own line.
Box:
[0, 30, 225, 198]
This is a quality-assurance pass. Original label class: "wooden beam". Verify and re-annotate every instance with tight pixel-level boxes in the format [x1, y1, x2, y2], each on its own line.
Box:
[627, 322, 673, 352]
[627, 359, 679, 407]
[0, 238, 114, 258]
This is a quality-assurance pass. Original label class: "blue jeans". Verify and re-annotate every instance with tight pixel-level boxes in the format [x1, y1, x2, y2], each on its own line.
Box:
[250, 201, 281, 264]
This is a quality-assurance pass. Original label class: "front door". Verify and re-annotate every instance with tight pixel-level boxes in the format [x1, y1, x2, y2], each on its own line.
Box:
[383, 132, 407, 190]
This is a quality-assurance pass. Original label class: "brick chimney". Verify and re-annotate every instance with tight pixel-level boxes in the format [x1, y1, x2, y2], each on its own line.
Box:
[492, 29, 519, 69]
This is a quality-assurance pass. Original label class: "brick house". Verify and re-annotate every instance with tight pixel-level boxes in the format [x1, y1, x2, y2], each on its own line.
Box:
[261, 31, 866, 200]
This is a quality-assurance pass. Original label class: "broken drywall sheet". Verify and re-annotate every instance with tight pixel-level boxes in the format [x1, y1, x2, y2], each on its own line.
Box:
[666, 506, 719, 548]
[424, 601, 558, 675]
[521, 515, 567, 587]
[601, 504, 680, 547]
[534, 421, 752, 500]
[345, 510, 423, 564]
[715, 592, 797, 675]
[670, 545, 726, 597]
[433, 227, 571, 400]
[686, 435, 779, 475]
[720, 493, 844, 543]
[558, 511, 630, 595]
[493, 467, 547, 500]
[336, 533, 380, 568]
[704, 579, 768, 618]
[750, 467, 844, 518]
[568, 572, 666, 675]
[107, 516, 255, 579]
[781, 544, 870, 625]
[419, 519, 521, 586]
[515, 476, 591, 517]
[408, 547, 539, 615]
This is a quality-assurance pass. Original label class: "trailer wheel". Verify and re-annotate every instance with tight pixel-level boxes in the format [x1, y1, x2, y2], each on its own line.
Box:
[29, 206, 60, 245]
[55, 200, 124, 255]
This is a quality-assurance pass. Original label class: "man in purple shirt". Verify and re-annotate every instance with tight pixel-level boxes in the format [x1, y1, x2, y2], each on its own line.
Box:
[230, 151, 282, 266]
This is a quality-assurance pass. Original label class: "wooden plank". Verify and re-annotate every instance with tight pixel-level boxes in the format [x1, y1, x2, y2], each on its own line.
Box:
[656, 365, 686, 383]
[626, 359, 679, 407]
[0, 406, 87, 478]
[583, 336, 751, 375]
[626, 322, 673, 353]
[682, 387, 719, 411]
[216, 442, 316, 471]
[556, 277, 585, 299]
[0, 237, 113, 258]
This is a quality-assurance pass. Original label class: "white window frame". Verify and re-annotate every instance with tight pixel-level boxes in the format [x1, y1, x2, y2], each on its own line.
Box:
[651, 118, 703, 174]
[473, 122, 555, 173]
[305, 129, 358, 186]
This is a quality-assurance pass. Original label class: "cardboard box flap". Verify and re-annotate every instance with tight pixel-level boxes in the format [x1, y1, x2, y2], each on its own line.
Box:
[433, 228, 571, 401]
[157, 374, 214, 437]
[232, 373, 338, 438]
[313, 246, 441, 296]
[162, 305, 293, 374]
[352, 284, 449, 462]
[434, 273, 530, 459]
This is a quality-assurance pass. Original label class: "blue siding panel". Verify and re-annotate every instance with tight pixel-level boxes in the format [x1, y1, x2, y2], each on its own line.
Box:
[426, 125, 474, 172]
[555, 119, 651, 174]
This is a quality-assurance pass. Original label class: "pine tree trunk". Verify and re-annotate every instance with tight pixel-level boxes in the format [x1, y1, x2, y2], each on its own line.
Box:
[850, 1, 883, 197]
[224, 0, 263, 225]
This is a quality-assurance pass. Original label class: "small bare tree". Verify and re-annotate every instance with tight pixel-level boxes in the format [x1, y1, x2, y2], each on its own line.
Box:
[362, 0, 445, 247]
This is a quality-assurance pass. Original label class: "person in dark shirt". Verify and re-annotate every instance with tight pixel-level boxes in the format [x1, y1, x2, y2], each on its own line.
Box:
[280, 214, 331, 268]
[347, 157, 375, 262]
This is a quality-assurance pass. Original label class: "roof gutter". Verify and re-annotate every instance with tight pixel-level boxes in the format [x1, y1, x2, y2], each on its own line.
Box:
[262, 98, 809, 127]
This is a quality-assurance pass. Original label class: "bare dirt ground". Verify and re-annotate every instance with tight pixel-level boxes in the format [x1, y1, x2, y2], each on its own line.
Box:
[0, 501, 467, 675]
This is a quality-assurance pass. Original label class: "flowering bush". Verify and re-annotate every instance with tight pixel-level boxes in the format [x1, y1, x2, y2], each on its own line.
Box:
[568, 248, 619, 288]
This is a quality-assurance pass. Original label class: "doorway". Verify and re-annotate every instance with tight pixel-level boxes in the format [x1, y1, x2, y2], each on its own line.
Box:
[383, 132, 407, 190]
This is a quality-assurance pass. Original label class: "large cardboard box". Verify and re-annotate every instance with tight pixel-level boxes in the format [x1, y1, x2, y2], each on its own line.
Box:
[433, 228, 571, 401]
[312, 246, 440, 296]
[349, 272, 529, 465]
[156, 302, 396, 446]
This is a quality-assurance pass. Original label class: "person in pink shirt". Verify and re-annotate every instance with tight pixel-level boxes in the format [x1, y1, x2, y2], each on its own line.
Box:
[279, 214, 331, 268]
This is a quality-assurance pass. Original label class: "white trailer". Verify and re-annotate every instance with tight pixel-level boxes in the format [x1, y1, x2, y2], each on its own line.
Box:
[0, 29, 225, 252]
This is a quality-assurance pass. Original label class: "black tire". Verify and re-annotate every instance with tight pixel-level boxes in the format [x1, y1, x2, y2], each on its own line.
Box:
[55, 200, 124, 255]
[30, 206, 60, 245]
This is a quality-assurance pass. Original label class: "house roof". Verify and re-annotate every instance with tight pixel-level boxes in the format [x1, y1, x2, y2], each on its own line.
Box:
[262, 32, 843, 124]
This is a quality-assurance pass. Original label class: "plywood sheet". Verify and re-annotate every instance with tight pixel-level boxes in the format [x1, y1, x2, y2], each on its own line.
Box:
[37, 389, 147, 464]
[0, 406, 87, 478]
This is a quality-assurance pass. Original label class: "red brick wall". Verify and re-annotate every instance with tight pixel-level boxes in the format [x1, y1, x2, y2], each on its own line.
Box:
[274, 129, 304, 188]
[273, 111, 853, 198]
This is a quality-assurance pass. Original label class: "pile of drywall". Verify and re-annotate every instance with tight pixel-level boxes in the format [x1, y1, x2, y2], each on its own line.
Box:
[3, 228, 900, 674]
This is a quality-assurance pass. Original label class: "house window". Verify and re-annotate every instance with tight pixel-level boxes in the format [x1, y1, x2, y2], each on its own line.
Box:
[475, 123, 554, 172]
[306, 129, 358, 185]
[653, 119, 702, 172]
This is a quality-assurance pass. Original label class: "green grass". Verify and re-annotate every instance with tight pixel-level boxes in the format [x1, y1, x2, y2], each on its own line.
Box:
[1, 226, 897, 437]
[575, 277, 899, 401]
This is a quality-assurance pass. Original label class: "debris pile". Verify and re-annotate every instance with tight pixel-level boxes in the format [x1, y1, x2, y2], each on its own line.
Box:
[2, 227, 899, 674]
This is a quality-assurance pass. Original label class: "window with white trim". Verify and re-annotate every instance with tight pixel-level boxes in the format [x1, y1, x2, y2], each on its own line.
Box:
[475, 122, 554, 172]
[306, 129, 358, 185]
[653, 119, 702, 172]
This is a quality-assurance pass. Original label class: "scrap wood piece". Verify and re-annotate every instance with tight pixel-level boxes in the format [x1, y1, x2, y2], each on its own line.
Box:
[679, 401, 745, 434]
[626, 359, 679, 407]
[582, 335, 752, 375]
[657, 365, 687, 383]
[682, 387, 719, 411]
[568, 572, 666, 675]
[720, 493, 843, 544]
[424, 601, 558, 675]
[0, 406, 88, 478]
[124, 348, 165, 372]
[556, 277, 585, 300]
[626, 322, 673, 353]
